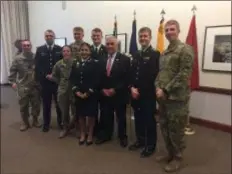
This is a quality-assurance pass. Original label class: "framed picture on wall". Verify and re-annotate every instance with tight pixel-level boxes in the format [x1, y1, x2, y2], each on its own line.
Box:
[54, 37, 67, 47]
[105, 33, 128, 53]
[202, 25, 231, 72]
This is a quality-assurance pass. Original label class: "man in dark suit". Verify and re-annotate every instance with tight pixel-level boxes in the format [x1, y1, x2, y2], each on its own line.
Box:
[95, 36, 130, 148]
[90, 28, 108, 136]
[128, 27, 160, 158]
[91, 28, 107, 61]
[34, 29, 62, 132]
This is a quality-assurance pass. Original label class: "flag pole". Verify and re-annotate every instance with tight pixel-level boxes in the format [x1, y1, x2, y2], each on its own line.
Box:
[161, 9, 165, 19]
[185, 5, 197, 136]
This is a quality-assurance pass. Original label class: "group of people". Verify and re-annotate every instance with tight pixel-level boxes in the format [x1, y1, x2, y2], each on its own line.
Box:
[8, 19, 194, 173]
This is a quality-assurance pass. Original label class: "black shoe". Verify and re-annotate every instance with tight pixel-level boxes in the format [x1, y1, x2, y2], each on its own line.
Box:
[86, 141, 93, 146]
[120, 137, 128, 148]
[79, 140, 85, 145]
[42, 127, 49, 132]
[95, 138, 111, 145]
[128, 141, 144, 151]
[140, 146, 155, 158]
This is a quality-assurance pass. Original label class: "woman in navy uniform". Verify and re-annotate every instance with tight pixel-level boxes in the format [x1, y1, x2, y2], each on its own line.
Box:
[70, 42, 100, 146]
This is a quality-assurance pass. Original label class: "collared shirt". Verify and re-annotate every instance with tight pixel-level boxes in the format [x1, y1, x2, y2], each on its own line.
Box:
[93, 44, 102, 52]
[46, 43, 55, 50]
[107, 52, 117, 69]
[141, 45, 151, 52]
[81, 57, 90, 63]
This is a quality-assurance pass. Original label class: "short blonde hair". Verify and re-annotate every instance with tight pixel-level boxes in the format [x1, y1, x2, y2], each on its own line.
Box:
[165, 19, 180, 32]
[73, 27, 84, 32]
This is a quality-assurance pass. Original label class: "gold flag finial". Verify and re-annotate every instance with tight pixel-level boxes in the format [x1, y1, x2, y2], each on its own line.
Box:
[160, 9, 165, 18]
[192, 5, 197, 15]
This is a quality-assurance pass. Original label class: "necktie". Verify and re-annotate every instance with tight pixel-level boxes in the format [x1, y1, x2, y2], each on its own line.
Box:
[106, 55, 112, 77]
[95, 47, 98, 53]
[48, 46, 52, 53]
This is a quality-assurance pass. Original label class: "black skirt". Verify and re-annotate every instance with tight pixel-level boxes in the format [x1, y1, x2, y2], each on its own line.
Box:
[75, 95, 98, 117]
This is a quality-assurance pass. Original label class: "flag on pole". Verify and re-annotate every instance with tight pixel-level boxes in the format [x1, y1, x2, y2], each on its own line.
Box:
[186, 14, 200, 90]
[129, 17, 138, 55]
[113, 16, 118, 37]
[156, 17, 165, 53]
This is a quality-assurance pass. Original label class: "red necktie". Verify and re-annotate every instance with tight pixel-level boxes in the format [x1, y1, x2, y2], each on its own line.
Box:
[106, 55, 112, 77]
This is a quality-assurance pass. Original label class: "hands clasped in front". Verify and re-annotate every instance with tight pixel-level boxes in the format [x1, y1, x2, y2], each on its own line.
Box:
[102, 88, 115, 97]
[76, 91, 89, 99]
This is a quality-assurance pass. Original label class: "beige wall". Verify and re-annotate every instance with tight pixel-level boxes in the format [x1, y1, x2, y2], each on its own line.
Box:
[28, 1, 231, 124]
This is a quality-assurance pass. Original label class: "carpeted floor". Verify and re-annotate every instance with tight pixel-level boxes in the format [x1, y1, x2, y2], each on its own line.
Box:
[1, 86, 231, 174]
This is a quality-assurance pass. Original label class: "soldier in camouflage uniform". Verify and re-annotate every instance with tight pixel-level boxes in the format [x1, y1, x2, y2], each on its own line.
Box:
[14, 39, 22, 56]
[47, 45, 73, 138]
[69, 27, 84, 61]
[68, 27, 84, 132]
[155, 20, 194, 173]
[8, 40, 41, 131]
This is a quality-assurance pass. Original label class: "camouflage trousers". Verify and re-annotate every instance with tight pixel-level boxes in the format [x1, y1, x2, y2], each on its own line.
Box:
[158, 99, 188, 158]
[17, 86, 41, 125]
[58, 92, 71, 129]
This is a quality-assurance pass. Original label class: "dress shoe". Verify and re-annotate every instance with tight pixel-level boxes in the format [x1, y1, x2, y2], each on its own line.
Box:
[86, 141, 93, 146]
[95, 138, 111, 145]
[42, 127, 49, 132]
[140, 146, 155, 158]
[79, 139, 85, 145]
[20, 124, 29, 132]
[120, 137, 128, 148]
[128, 141, 144, 151]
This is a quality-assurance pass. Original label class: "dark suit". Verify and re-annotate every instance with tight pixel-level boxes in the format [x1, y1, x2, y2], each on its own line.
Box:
[90, 44, 108, 135]
[35, 44, 62, 131]
[91, 44, 107, 61]
[130, 46, 160, 151]
[97, 52, 130, 141]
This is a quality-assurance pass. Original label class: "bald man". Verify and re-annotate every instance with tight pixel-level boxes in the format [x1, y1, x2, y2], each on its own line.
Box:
[96, 36, 130, 148]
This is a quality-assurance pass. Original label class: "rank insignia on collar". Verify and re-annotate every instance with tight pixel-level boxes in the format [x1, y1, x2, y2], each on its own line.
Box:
[76, 62, 80, 68]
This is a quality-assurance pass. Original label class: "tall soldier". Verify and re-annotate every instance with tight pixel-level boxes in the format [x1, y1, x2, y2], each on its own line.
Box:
[90, 28, 107, 136]
[68, 27, 85, 132]
[128, 27, 160, 157]
[34, 29, 63, 132]
[70, 27, 84, 61]
[95, 36, 130, 148]
[8, 40, 41, 131]
[155, 19, 194, 173]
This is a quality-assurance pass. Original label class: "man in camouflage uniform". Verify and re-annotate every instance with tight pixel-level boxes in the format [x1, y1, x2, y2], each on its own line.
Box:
[8, 40, 41, 131]
[14, 39, 22, 56]
[69, 27, 84, 61]
[68, 27, 84, 132]
[155, 20, 194, 173]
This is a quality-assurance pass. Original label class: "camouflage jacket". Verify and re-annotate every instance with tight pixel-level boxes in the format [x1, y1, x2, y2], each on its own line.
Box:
[69, 40, 84, 61]
[155, 40, 194, 101]
[8, 52, 37, 87]
[51, 58, 73, 95]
